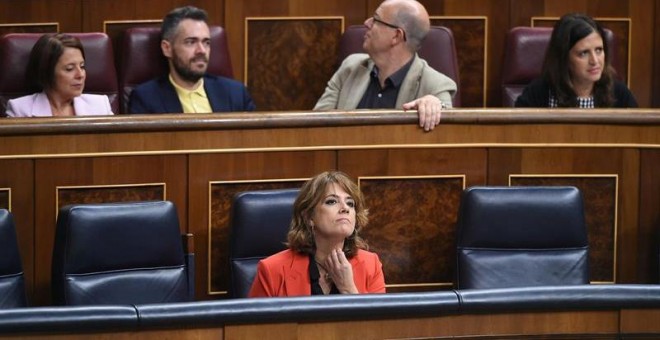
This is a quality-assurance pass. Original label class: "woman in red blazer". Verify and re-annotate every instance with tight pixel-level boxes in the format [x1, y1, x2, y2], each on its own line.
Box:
[249, 171, 386, 297]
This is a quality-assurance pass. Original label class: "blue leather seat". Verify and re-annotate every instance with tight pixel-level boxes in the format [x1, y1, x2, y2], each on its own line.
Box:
[0, 209, 27, 308]
[51, 201, 194, 305]
[455, 186, 590, 289]
[228, 189, 299, 298]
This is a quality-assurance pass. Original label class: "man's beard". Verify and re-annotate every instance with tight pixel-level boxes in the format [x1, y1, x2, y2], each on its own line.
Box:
[172, 54, 208, 83]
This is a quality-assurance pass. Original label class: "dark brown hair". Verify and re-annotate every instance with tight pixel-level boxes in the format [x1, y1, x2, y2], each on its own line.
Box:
[542, 13, 615, 107]
[287, 171, 369, 258]
[26, 34, 85, 93]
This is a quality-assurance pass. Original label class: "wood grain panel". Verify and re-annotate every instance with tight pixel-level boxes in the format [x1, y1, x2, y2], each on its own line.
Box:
[0, 160, 34, 300]
[358, 176, 464, 288]
[488, 148, 640, 283]
[0, 0, 81, 32]
[435, 0, 509, 107]
[81, 0, 225, 32]
[56, 184, 165, 209]
[187, 151, 336, 297]
[245, 18, 343, 110]
[430, 17, 486, 107]
[638, 149, 660, 283]
[511, 176, 618, 283]
[32, 155, 187, 305]
[655, 0, 660, 107]
[225, 0, 368, 83]
[0, 23, 58, 36]
[339, 148, 487, 290]
[621, 309, 660, 333]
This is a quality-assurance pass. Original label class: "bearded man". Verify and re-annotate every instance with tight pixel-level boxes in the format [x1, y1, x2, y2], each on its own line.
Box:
[129, 6, 255, 114]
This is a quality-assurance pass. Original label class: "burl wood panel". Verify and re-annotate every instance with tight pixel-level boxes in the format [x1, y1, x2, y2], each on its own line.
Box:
[511, 176, 617, 283]
[246, 18, 343, 110]
[533, 18, 630, 85]
[358, 177, 465, 288]
[57, 184, 165, 209]
[0, 23, 58, 36]
[430, 18, 486, 108]
[209, 180, 307, 294]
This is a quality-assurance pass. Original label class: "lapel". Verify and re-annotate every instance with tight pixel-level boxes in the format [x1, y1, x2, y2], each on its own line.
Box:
[283, 251, 311, 296]
[31, 92, 53, 117]
[341, 58, 372, 110]
[159, 77, 184, 113]
[204, 77, 224, 112]
[395, 54, 423, 108]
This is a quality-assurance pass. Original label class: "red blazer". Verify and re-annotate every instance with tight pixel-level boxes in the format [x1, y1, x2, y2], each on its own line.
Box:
[249, 249, 386, 297]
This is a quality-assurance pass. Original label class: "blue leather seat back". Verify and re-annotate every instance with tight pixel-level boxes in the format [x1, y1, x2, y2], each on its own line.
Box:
[228, 189, 299, 298]
[0, 209, 27, 308]
[456, 186, 589, 289]
[52, 201, 193, 305]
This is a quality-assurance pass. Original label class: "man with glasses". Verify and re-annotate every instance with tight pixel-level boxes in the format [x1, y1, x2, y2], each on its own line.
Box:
[314, 0, 456, 131]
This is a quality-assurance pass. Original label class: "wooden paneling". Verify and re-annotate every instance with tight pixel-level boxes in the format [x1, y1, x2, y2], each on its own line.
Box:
[430, 17, 487, 107]
[188, 151, 335, 297]
[0, 110, 657, 303]
[245, 18, 343, 110]
[32, 155, 187, 305]
[339, 148, 487, 289]
[639, 150, 660, 283]
[358, 176, 464, 289]
[0, 0, 81, 32]
[655, 0, 660, 107]
[487, 148, 641, 283]
[226, 311, 620, 339]
[511, 176, 618, 283]
[225, 0, 368, 83]
[0, 23, 58, 36]
[81, 0, 225, 32]
[0, 160, 34, 298]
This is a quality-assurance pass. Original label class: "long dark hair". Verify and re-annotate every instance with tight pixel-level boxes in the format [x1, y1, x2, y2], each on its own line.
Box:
[542, 13, 615, 107]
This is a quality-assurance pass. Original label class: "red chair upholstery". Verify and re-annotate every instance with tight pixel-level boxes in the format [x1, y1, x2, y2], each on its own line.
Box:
[119, 26, 233, 114]
[0, 33, 119, 115]
[338, 25, 461, 107]
[501, 26, 618, 107]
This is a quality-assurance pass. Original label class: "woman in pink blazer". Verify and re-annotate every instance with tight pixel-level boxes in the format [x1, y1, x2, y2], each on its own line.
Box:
[5, 34, 112, 117]
[249, 171, 386, 297]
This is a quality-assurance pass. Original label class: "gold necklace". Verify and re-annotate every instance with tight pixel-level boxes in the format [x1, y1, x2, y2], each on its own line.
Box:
[315, 261, 332, 281]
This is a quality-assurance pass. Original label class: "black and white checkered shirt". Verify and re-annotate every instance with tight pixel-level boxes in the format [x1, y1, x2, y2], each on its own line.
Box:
[549, 93, 595, 108]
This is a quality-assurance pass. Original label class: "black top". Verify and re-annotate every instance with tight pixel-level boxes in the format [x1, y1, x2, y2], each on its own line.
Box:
[515, 78, 638, 108]
[357, 57, 414, 109]
[308, 254, 339, 295]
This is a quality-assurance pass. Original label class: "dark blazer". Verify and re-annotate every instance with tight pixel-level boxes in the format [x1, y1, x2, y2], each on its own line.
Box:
[515, 78, 638, 108]
[128, 74, 256, 113]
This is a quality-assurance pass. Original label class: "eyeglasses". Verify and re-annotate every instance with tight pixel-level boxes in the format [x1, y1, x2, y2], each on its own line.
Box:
[371, 16, 407, 41]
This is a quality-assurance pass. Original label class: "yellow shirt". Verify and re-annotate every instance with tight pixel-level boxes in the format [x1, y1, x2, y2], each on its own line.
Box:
[169, 74, 212, 113]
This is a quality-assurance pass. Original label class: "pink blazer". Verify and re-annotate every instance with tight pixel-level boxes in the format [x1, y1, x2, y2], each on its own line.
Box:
[249, 249, 386, 297]
[5, 92, 113, 117]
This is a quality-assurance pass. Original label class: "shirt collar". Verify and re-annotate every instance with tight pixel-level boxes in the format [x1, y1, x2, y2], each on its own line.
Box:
[370, 56, 415, 88]
[168, 74, 207, 98]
